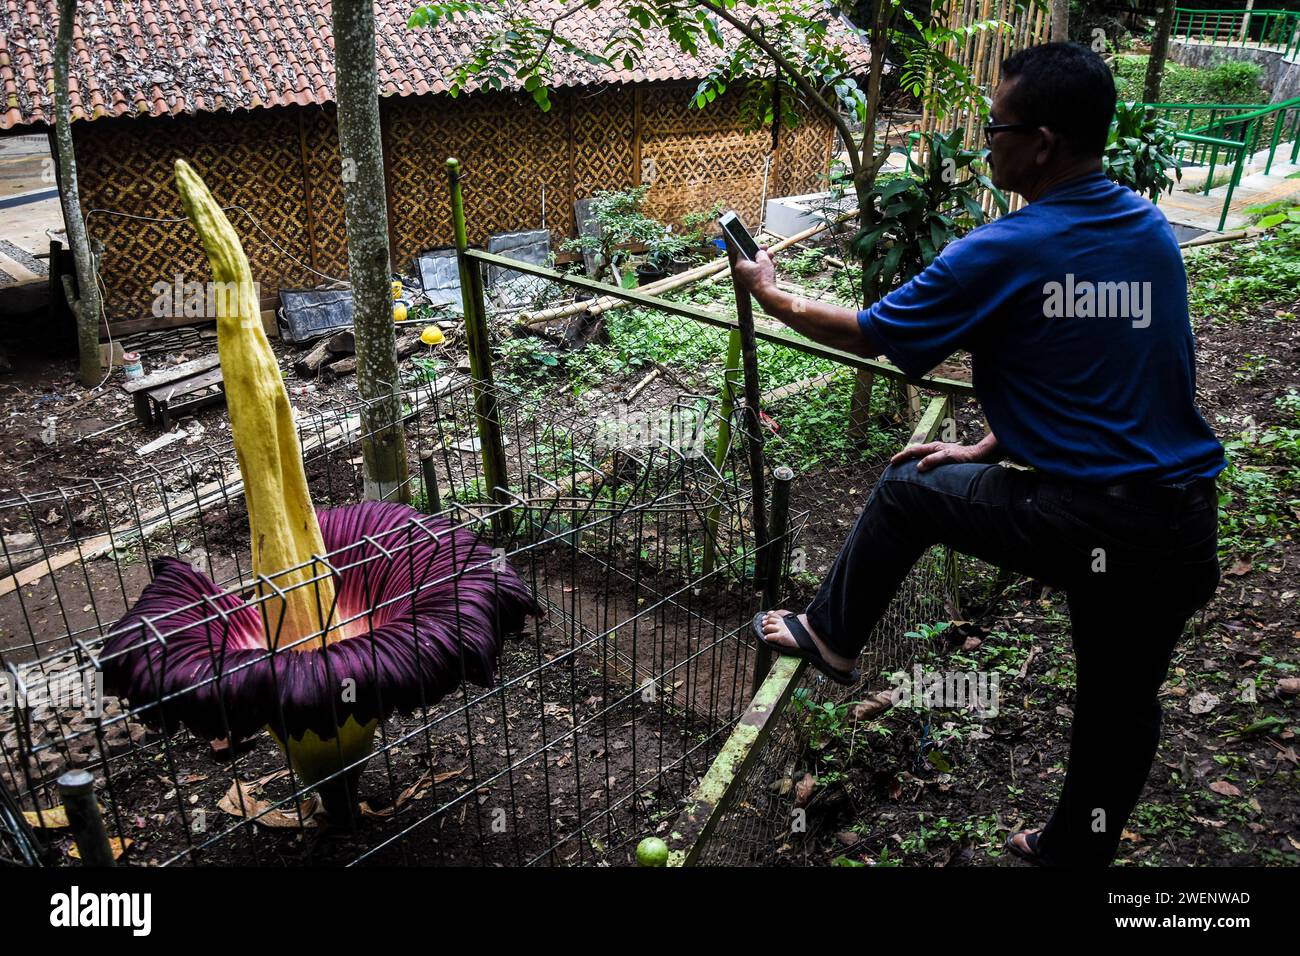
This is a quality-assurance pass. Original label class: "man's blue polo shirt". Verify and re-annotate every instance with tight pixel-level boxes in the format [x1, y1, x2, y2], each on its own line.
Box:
[857, 171, 1225, 484]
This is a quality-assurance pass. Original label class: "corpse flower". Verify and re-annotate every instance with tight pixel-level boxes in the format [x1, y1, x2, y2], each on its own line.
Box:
[102, 160, 538, 817]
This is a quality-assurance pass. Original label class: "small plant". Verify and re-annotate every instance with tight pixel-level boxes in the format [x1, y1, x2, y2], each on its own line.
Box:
[680, 200, 726, 254]
[1103, 102, 1182, 200]
[904, 620, 952, 642]
[786, 248, 827, 278]
[1249, 201, 1300, 249]
[847, 128, 1006, 298]
[564, 186, 666, 279]
[792, 688, 852, 750]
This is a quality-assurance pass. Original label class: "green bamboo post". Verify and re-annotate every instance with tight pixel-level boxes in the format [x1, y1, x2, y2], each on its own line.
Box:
[728, 265, 768, 586]
[447, 157, 511, 536]
[754, 465, 794, 698]
[723, 241, 771, 692]
[701, 328, 742, 577]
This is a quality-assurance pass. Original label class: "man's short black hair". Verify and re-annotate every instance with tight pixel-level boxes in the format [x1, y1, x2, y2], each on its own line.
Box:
[999, 42, 1117, 157]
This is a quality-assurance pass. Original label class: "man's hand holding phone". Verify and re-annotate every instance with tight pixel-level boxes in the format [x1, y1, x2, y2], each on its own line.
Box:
[730, 245, 777, 302]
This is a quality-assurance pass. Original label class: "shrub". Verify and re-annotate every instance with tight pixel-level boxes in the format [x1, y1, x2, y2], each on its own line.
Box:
[1103, 102, 1184, 199]
[1111, 55, 1263, 104]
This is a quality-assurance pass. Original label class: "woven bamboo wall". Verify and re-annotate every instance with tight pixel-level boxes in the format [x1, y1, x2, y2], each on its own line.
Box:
[918, 0, 1051, 216]
[75, 83, 837, 328]
[76, 108, 322, 323]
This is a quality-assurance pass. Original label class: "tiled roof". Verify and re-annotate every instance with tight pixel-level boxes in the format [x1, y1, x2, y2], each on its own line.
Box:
[0, 0, 871, 129]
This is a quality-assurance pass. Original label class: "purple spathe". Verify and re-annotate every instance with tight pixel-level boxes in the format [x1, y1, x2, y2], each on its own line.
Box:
[102, 502, 539, 743]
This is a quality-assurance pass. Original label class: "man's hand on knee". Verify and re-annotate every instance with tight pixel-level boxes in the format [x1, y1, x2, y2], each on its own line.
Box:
[891, 432, 1002, 472]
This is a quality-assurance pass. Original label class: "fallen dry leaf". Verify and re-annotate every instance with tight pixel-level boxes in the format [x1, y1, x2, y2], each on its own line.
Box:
[851, 691, 895, 721]
[68, 837, 131, 861]
[1208, 780, 1242, 798]
[361, 765, 467, 818]
[793, 772, 816, 808]
[1188, 691, 1220, 715]
[1224, 558, 1252, 577]
[217, 772, 322, 829]
[23, 803, 111, 829]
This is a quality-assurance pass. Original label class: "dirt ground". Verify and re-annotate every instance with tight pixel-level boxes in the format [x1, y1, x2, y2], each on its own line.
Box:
[764, 277, 1299, 868]
[0, 235, 1294, 868]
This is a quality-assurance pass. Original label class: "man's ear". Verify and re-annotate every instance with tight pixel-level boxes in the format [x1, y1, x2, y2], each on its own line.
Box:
[1035, 126, 1058, 167]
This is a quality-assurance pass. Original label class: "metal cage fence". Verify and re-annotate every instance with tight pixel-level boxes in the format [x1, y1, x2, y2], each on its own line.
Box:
[692, 544, 966, 866]
[0, 365, 813, 866]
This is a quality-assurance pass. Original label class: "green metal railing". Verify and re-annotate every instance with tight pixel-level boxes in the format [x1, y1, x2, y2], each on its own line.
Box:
[1174, 7, 1300, 60]
[1143, 97, 1300, 230]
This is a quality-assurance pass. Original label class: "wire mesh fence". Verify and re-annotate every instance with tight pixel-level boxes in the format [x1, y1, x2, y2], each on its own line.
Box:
[0, 362, 822, 866]
[692, 544, 968, 866]
[2, 164, 981, 866]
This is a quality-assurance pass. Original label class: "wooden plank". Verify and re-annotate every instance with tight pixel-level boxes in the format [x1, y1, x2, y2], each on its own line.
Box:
[146, 366, 224, 403]
[121, 354, 220, 394]
[663, 655, 807, 866]
[476, 248, 977, 397]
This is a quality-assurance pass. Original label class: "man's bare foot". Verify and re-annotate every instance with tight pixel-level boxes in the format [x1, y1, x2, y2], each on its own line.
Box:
[1006, 828, 1047, 865]
[758, 611, 856, 674]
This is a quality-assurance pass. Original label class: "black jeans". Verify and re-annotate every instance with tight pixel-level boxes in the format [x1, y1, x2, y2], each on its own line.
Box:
[805, 459, 1220, 866]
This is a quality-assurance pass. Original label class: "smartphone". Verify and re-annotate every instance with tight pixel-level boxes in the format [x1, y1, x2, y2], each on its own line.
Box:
[717, 211, 760, 262]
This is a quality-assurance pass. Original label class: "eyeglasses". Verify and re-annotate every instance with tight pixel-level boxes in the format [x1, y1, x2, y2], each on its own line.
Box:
[983, 122, 1037, 145]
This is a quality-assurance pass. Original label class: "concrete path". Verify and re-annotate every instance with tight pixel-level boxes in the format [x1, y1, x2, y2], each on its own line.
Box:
[1159, 144, 1300, 233]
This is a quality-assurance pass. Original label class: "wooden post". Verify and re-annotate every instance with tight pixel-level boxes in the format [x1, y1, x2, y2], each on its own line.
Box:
[419, 448, 442, 514]
[58, 769, 115, 866]
[447, 158, 511, 535]
[701, 329, 742, 576]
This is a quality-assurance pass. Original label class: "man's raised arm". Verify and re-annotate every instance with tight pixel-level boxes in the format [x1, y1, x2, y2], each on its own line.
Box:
[731, 247, 885, 358]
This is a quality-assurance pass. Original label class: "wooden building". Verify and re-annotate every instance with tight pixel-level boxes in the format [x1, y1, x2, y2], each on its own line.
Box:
[0, 0, 870, 330]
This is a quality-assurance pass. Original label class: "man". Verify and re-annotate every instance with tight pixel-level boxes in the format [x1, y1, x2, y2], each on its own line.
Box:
[731, 43, 1224, 866]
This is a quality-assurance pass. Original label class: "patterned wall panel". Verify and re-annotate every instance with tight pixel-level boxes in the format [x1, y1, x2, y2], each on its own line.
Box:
[75, 110, 317, 325]
[384, 91, 572, 268]
[299, 106, 350, 281]
[639, 83, 774, 228]
[571, 86, 636, 200]
[772, 114, 836, 200]
[75, 84, 834, 325]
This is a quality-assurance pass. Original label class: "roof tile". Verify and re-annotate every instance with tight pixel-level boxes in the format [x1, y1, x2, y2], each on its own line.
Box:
[0, 0, 869, 129]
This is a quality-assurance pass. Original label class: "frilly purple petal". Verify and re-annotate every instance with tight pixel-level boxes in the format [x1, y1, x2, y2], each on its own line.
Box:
[102, 503, 540, 743]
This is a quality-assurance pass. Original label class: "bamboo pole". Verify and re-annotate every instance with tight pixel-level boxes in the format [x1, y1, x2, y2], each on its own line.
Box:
[520, 208, 861, 327]
[447, 158, 512, 536]
[725, 243, 771, 685]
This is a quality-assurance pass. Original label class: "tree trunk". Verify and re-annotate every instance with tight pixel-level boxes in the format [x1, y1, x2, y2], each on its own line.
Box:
[331, 0, 409, 501]
[1050, 0, 1069, 42]
[1239, 0, 1254, 45]
[1144, 3, 1177, 103]
[53, 0, 102, 386]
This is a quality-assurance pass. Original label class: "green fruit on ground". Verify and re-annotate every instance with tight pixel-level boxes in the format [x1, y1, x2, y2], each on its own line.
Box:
[636, 836, 669, 867]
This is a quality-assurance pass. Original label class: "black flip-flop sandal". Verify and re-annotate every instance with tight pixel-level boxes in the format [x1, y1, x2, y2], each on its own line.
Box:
[752, 611, 860, 687]
[1005, 829, 1048, 866]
